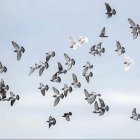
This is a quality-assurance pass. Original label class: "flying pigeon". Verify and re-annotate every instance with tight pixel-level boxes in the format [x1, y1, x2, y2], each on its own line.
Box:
[123, 54, 134, 71]
[115, 41, 125, 55]
[83, 62, 93, 69]
[12, 41, 25, 61]
[0, 62, 7, 74]
[130, 108, 140, 121]
[84, 89, 101, 105]
[56, 62, 67, 75]
[38, 61, 49, 76]
[71, 73, 81, 88]
[46, 51, 55, 62]
[9, 91, 20, 106]
[62, 84, 72, 97]
[46, 116, 56, 128]
[64, 53, 75, 70]
[99, 27, 108, 37]
[105, 3, 116, 18]
[62, 112, 72, 121]
[50, 72, 61, 83]
[28, 63, 41, 76]
[52, 87, 64, 106]
[38, 83, 49, 96]
[82, 67, 93, 83]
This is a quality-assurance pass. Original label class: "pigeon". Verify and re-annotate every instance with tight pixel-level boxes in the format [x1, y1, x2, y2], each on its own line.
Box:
[28, 63, 41, 76]
[99, 27, 108, 37]
[84, 89, 101, 104]
[38, 61, 49, 76]
[38, 83, 49, 96]
[115, 41, 125, 55]
[50, 72, 61, 83]
[79, 36, 88, 45]
[46, 51, 55, 62]
[130, 108, 140, 121]
[64, 53, 75, 70]
[9, 92, 20, 106]
[83, 62, 93, 69]
[98, 98, 109, 116]
[71, 73, 81, 88]
[123, 54, 134, 71]
[89, 42, 105, 56]
[56, 62, 67, 75]
[52, 87, 64, 106]
[82, 67, 93, 83]
[105, 3, 116, 18]
[62, 84, 72, 97]
[69, 36, 81, 50]
[12, 41, 25, 61]
[0, 62, 7, 74]
[128, 18, 140, 39]
[62, 112, 72, 121]
[46, 116, 56, 128]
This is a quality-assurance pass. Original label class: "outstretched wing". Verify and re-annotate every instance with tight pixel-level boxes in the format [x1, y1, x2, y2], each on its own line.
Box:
[128, 18, 136, 27]
[28, 67, 35, 75]
[84, 89, 90, 98]
[72, 73, 78, 83]
[52, 87, 59, 95]
[69, 36, 76, 45]
[100, 27, 105, 36]
[116, 41, 121, 50]
[105, 3, 112, 12]
[58, 62, 63, 71]
[99, 98, 105, 107]
[12, 41, 20, 50]
[39, 66, 45, 76]
[94, 101, 99, 112]
[54, 97, 60, 106]
[17, 50, 22, 61]
[132, 108, 137, 117]
[96, 42, 102, 50]
[64, 53, 70, 62]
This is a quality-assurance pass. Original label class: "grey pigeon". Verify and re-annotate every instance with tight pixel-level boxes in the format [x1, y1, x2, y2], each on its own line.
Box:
[62, 84, 72, 97]
[52, 87, 64, 106]
[39, 61, 49, 76]
[28, 63, 41, 76]
[105, 3, 116, 18]
[83, 62, 93, 69]
[130, 108, 140, 121]
[71, 73, 81, 88]
[50, 72, 61, 83]
[38, 83, 49, 96]
[56, 62, 67, 75]
[12, 41, 25, 61]
[0, 62, 7, 74]
[64, 53, 75, 70]
[115, 41, 125, 55]
[100, 27, 108, 37]
[46, 51, 55, 62]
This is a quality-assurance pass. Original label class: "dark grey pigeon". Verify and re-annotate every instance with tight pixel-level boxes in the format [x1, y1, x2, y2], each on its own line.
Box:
[46, 116, 56, 128]
[62, 112, 72, 121]
[105, 3, 116, 18]
[12, 41, 25, 61]
[39, 61, 49, 76]
[100, 27, 108, 37]
[46, 51, 55, 63]
[9, 92, 20, 106]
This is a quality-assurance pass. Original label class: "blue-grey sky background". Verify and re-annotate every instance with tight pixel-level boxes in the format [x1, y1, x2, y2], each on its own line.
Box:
[0, 0, 140, 139]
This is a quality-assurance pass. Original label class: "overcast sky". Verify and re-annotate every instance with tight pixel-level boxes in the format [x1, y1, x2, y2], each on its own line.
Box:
[0, 0, 140, 139]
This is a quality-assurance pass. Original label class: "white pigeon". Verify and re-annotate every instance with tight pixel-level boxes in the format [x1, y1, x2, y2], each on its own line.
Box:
[123, 54, 134, 71]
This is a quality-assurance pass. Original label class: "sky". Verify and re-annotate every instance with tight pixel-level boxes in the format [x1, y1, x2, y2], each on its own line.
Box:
[0, 0, 140, 139]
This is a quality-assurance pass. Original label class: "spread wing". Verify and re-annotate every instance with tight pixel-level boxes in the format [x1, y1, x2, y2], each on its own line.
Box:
[94, 101, 99, 112]
[72, 73, 78, 83]
[65, 116, 70, 121]
[99, 98, 105, 107]
[84, 89, 90, 98]
[28, 67, 35, 75]
[58, 62, 63, 71]
[105, 3, 112, 12]
[41, 89, 45, 96]
[116, 41, 121, 50]
[10, 92, 15, 98]
[46, 54, 51, 62]
[39, 66, 45, 76]
[17, 50, 22, 61]
[128, 18, 136, 27]
[96, 42, 102, 50]
[12, 41, 20, 50]
[69, 36, 76, 45]
[64, 53, 70, 62]
[52, 87, 59, 95]
[0, 62, 2, 69]
[82, 67, 88, 76]
[90, 45, 96, 52]
[100, 27, 105, 35]
[132, 108, 137, 116]
[54, 97, 60, 106]
[85, 76, 89, 83]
